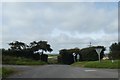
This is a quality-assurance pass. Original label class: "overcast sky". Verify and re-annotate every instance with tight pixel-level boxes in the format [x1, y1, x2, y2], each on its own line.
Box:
[2, 2, 118, 54]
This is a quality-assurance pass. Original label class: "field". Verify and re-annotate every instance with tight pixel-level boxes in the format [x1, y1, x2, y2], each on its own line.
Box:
[71, 60, 120, 69]
[47, 54, 59, 57]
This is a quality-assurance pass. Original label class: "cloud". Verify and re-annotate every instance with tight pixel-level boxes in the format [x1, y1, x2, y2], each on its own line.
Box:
[2, 2, 118, 53]
[2, 0, 120, 2]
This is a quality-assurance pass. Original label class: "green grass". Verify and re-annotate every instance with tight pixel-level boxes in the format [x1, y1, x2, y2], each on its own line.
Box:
[71, 60, 120, 69]
[2, 67, 15, 77]
[2, 55, 47, 65]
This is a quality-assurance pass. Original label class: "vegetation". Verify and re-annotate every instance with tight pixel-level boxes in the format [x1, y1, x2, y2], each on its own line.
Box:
[2, 67, 15, 77]
[29, 41, 53, 54]
[109, 42, 120, 60]
[2, 40, 53, 62]
[58, 46, 105, 65]
[2, 55, 47, 65]
[58, 49, 74, 64]
[1, 41, 120, 66]
[80, 46, 105, 61]
[71, 60, 119, 69]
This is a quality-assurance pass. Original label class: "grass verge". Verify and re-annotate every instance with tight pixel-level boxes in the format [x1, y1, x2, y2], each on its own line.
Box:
[71, 60, 120, 69]
[2, 55, 47, 65]
[2, 67, 15, 77]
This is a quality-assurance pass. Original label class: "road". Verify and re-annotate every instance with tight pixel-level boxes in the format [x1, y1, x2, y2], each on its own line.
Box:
[3, 65, 118, 78]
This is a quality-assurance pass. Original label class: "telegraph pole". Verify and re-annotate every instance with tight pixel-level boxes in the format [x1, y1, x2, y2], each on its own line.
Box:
[88, 42, 92, 47]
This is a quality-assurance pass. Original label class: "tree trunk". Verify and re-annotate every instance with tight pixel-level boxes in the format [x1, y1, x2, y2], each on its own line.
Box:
[41, 50, 44, 55]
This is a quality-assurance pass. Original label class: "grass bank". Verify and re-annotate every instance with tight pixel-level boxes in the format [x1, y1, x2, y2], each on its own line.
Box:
[2, 55, 47, 65]
[71, 60, 120, 69]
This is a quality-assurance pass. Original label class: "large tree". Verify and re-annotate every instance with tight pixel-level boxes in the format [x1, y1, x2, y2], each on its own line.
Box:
[30, 40, 53, 54]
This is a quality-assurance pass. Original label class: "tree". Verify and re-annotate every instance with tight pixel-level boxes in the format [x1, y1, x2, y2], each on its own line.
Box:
[9, 41, 28, 51]
[109, 42, 120, 59]
[29, 40, 52, 62]
[30, 40, 53, 54]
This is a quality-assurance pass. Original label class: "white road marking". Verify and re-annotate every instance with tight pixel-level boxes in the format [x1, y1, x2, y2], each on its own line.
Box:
[84, 70, 97, 72]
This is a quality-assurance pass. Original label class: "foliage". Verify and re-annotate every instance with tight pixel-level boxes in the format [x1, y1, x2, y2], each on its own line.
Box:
[9, 41, 28, 51]
[58, 48, 80, 65]
[71, 60, 119, 69]
[109, 42, 120, 60]
[2, 40, 53, 62]
[30, 41, 53, 54]
[80, 46, 105, 61]
[58, 46, 105, 64]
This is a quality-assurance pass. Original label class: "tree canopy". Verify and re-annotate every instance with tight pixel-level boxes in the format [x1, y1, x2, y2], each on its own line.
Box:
[9, 41, 28, 51]
[30, 41, 53, 54]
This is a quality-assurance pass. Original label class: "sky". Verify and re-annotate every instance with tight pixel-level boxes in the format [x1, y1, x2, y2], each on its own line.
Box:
[1, 2, 118, 54]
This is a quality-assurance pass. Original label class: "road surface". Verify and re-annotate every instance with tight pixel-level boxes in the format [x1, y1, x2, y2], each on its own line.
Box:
[3, 65, 118, 78]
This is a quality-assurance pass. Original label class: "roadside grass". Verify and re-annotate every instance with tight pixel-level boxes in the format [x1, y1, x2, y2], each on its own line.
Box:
[2, 55, 47, 65]
[2, 67, 15, 77]
[71, 60, 120, 69]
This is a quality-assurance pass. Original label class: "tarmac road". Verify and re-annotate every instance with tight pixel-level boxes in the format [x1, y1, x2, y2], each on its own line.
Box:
[3, 65, 118, 78]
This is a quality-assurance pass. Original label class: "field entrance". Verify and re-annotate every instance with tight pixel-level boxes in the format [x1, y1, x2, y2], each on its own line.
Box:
[47, 54, 59, 64]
